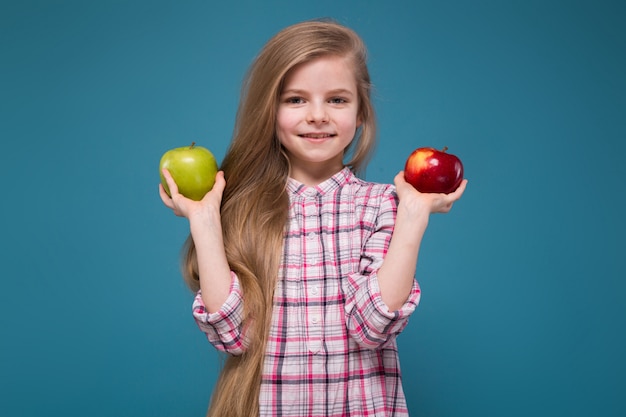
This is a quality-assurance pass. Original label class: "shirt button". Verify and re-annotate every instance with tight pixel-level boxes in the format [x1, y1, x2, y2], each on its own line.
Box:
[311, 286, 319, 295]
[307, 232, 315, 240]
[311, 316, 319, 324]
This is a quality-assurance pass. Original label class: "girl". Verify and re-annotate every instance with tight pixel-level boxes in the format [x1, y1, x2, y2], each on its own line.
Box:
[160, 19, 466, 417]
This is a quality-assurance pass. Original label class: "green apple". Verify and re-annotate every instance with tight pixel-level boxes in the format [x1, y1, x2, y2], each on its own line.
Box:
[159, 142, 218, 201]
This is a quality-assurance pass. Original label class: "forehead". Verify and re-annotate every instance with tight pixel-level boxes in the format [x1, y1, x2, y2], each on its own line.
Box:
[281, 55, 357, 92]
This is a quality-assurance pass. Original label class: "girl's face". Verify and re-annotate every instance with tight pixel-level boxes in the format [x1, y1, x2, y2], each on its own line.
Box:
[276, 55, 361, 185]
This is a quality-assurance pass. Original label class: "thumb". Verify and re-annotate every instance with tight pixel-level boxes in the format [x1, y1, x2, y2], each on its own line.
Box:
[394, 171, 407, 188]
[206, 171, 226, 200]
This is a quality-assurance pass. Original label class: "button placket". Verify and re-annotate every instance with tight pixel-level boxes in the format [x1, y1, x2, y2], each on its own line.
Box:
[308, 310, 323, 354]
[302, 192, 323, 353]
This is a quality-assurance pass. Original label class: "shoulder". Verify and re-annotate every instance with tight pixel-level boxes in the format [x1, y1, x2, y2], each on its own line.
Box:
[341, 171, 398, 210]
[346, 171, 397, 198]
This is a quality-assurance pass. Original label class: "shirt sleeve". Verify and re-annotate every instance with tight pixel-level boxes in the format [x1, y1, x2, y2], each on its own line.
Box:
[192, 271, 247, 355]
[344, 187, 421, 350]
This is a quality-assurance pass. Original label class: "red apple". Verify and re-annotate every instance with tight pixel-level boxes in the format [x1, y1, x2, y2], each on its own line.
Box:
[404, 146, 464, 194]
[159, 142, 218, 201]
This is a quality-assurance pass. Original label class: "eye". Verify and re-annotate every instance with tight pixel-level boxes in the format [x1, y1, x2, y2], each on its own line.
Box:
[285, 96, 305, 104]
[329, 97, 348, 104]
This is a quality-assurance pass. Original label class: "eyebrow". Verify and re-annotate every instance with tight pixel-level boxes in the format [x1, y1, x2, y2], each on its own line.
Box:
[280, 88, 355, 97]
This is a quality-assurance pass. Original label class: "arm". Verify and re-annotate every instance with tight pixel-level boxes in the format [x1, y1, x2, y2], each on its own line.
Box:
[344, 175, 466, 349]
[159, 169, 232, 312]
[160, 169, 248, 354]
[343, 183, 420, 349]
[377, 172, 467, 311]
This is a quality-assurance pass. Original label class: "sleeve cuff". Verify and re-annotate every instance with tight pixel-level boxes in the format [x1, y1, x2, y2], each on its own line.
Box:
[348, 272, 421, 342]
[193, 272, 244, 330]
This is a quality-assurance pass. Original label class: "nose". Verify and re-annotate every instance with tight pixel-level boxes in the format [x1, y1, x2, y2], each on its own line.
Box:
[306, 103, 329, 124]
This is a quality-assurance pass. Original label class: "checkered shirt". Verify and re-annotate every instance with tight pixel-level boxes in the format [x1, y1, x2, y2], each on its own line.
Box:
[193, 167, 421, 416]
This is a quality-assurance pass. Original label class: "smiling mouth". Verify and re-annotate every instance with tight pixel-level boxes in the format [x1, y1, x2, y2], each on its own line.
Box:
[299, 133, 336, 139]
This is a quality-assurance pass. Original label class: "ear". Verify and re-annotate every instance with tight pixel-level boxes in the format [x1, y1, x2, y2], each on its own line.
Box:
[356, 103, 366, 128]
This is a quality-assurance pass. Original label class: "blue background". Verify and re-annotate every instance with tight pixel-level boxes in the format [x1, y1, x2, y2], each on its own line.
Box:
[2, 0, 624, 416]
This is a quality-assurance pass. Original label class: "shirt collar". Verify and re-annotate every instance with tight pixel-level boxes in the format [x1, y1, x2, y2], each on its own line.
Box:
[286, 167, 355, 197]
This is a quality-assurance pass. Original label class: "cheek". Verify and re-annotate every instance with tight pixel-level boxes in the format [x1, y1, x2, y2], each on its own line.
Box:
[341, 110, 361, 132]
[276, 114, 294, 137]
[276, 112, 296, 144]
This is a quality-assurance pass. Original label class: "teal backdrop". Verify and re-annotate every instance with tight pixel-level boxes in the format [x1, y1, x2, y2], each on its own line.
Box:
[2, 0, 624, 416]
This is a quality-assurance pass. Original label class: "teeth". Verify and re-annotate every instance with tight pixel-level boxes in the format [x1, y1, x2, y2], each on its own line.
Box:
[302, 134, 333, 138]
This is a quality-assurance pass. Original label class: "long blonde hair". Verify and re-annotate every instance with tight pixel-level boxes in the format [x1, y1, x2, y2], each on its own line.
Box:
[182, 19, 377, 417]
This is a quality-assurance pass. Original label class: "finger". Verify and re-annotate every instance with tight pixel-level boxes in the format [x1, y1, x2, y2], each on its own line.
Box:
[448, 179, 468, 201]
[159, 183, 175, 209]
[161, 168, 180, 196]
[394, 170, 411, 188]
[393, 171, 416, 195]
[201, 171, 226, 204]
[434, 180, 467, 213]
[212, 171, 226, 197]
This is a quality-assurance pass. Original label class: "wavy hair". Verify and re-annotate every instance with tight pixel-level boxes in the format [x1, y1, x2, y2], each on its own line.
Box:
[181, 19, 377, 417]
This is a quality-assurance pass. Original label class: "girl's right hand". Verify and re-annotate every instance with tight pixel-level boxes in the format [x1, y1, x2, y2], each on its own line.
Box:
[161, 169, 232, 311]
[159, 169, 226, 221]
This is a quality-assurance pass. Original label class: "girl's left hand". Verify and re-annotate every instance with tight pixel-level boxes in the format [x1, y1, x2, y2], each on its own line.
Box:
[393, 171, 467, 215]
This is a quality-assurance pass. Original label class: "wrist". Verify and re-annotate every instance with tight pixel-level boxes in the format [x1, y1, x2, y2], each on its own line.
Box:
[188, 209, 223, 241]
[396, 203, 429, 232]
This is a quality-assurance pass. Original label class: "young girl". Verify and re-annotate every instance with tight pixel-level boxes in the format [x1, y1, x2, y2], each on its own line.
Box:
[160, 20, 466, 417]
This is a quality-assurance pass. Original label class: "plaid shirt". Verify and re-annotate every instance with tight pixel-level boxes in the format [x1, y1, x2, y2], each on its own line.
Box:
[193, 167, 421, 416]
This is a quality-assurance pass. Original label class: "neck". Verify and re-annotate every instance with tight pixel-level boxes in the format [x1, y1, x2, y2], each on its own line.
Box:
[289, 164, 345, 186]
